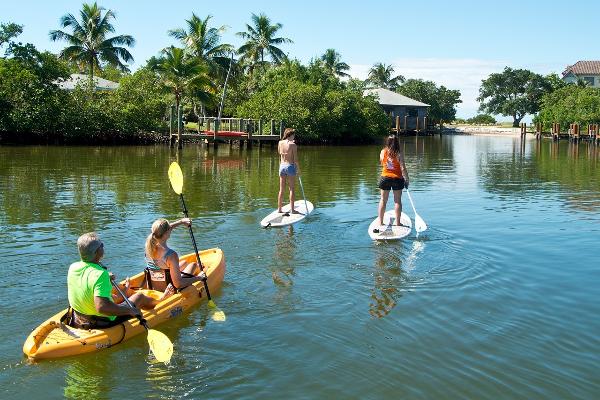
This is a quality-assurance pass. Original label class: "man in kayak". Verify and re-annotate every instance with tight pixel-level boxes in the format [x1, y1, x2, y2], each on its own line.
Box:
[67, 232, 164, 329]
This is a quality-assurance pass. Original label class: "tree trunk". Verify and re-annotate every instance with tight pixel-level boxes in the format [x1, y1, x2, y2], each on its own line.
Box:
[512, 115, 523, 127]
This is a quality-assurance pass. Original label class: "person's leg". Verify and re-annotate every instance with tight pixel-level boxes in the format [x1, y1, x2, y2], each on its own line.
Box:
[128, 292, 160, 309]
[288, 175, 298, 213]
[392, 189, 403, 226]
[378, 189, 390, 225]
[278, 175, 286, 212]
[180, 261, 200, 275]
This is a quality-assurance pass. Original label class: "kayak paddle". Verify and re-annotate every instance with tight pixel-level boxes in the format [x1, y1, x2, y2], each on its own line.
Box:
[168, 161, 226, 322]
[298, 176, 309, 217]
[405, 189, 427, 235]
[110, 278, 173, 364]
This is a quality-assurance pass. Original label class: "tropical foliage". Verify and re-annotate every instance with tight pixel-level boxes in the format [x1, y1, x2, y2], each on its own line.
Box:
[477, 67, 553, 127]
[236, 13, 292, 73]
[49, 2, 135, 83]
[397, 79, 462, 123]
[535, 86, 600, 130]
[366, 63, 404, 90]
[318, 49, 350, 78]
[467, 114, 496, 125]
[1, 3, 467, 144]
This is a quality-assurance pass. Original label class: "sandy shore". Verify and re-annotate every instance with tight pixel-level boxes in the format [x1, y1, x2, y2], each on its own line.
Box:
[444, 125, 522, 137]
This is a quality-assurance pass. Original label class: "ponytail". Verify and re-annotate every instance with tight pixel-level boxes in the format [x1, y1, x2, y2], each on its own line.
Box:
[145, 219, 171, 258]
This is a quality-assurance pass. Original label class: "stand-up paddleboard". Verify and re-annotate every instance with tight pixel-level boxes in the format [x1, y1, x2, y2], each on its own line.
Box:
[261, 201, 314, 227]
[368, 210, 412, 240]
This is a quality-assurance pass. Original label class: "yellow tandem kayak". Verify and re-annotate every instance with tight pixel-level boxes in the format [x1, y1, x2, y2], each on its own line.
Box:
[23, 249, 225, 360]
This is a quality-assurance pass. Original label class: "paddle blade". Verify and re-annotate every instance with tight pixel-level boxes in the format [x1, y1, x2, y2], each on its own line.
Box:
[415, 214, 428, 233]
[147, 329, 173, 364]
[168, 162, 184, 195]
[208, 300, 226, 322]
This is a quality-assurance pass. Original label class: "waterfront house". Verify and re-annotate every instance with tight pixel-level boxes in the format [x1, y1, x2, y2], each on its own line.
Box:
[56, 73, 119, 91]
[364, 87, 429, 131]
[562, 61, 600, 87]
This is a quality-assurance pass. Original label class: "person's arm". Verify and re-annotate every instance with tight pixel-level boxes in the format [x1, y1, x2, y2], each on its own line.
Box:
[380, 149, 385, 163]
[170, 218, 192, 229]
[292, 143, 300, 175]
[398, 151, 409, 187]
[95, 296, 140, 317]
[168, 253, 204, 289]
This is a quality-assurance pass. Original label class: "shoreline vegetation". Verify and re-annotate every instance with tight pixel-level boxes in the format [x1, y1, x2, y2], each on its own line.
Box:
[1, 3, 597, 146]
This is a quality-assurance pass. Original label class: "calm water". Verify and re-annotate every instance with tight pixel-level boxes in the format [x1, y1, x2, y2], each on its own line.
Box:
[0, 136, 599, 399]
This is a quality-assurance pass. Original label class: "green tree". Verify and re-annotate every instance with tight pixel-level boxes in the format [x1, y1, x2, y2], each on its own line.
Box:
[150, 46, 213, 112]
[168, 14, 233, 74]
[477, 67, 552, 127]
[319, 48, 350, 78]
[398, 79, 461, 124]
[366, 63, 404, 90]
[535, 85, 600, 129]
[236, 13, 293, 73]
[467, 114, 496, 124]
[49, 2, 135, 85]
[0, 22, 23, 52]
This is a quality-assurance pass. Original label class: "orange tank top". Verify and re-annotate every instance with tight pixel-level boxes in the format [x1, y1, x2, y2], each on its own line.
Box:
[381, 148, 402, 178]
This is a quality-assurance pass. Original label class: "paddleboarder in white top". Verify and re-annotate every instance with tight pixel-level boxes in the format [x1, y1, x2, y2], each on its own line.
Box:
[278, 128, 301, 214]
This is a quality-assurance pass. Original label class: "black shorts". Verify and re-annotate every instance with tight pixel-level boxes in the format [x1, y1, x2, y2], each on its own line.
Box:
[378, 176, 405, 191]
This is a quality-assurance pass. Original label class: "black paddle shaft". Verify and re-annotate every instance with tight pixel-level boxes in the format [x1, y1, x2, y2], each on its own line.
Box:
[178, 194, 213, 301]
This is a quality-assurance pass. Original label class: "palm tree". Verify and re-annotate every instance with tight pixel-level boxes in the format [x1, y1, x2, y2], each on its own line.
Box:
[367, 63, 405, 90]
[236, 13, 292, 73]
[49, 2, 134, 85]
[150, 46, 214, 113]
[168, 14, 233, 75]
[320, 48, 350, 78]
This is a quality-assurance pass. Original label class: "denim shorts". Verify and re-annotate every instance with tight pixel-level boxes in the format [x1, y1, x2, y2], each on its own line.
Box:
[279, 163, 296, 177]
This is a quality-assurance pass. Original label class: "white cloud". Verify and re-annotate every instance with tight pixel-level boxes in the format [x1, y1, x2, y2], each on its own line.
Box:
[349, 58, 564, 120]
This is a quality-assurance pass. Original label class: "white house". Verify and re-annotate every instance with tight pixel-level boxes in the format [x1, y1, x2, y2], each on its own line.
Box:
[56, 73, 119, 91]
[562, 61, 600, 87]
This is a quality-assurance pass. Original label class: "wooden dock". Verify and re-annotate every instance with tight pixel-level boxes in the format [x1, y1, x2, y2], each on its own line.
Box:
[169, 110, 283, 148]
[526, 122, 600, 143]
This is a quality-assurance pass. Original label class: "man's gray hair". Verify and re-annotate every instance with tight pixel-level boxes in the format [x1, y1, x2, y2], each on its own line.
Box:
[77, 232, 102, 262]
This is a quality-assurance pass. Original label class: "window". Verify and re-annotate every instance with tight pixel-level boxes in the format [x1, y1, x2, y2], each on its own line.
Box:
[407, 107, 418, 117]
[584, 76, 595, 86]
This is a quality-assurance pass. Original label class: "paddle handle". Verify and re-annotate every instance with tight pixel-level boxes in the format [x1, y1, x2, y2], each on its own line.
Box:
[406, 189, 418, 216]
[110, 279, 148, 331]
[178, 194, 213, 302]
[298, 176, 309, 217]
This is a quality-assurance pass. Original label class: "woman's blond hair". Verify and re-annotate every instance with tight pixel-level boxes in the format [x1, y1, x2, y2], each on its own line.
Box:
[145, 219, 171, 258]
[282, 128, 296, 140]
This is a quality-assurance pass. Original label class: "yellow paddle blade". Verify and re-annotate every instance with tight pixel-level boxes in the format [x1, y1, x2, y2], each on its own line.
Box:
[208, 300, 226, 322]
[168, 162, 184, 195]
[147, 329, 173, 364]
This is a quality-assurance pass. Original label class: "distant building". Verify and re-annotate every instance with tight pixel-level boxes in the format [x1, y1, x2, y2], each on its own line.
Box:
[56, 73, 119, 91]
[364, 87, 429, 131]
[562, 61, 600, 87]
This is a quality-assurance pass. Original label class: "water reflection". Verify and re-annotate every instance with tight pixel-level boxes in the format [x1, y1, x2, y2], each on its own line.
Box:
[64, 358, 111, 400]
[271, 226, 296, 288]
[369, 241, 424, 319]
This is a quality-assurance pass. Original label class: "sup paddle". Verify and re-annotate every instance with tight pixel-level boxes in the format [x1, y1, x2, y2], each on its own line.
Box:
[110, 278, 173, 364]
[298, 176, 309, 217]
[405, 189, 428, 235]
[168, 161, 226, 322]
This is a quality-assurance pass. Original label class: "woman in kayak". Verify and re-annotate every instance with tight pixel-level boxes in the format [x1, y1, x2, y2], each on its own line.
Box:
[144, 218, 206, 292]
[278, 128, 301, 214]
[374, 134, 410, 232]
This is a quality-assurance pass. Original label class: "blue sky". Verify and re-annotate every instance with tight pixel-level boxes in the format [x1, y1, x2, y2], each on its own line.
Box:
[2, 0, 597, 119]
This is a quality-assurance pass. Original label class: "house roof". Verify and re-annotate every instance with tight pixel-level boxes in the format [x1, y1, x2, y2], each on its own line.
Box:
[562, 61, 600, 76]
[364, 88, 430, 107]
[56, 73, 120, 91]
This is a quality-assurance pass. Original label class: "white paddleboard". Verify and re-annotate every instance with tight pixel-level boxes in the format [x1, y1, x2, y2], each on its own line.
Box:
[368, 210, 412, 240]
[261, 201, 314, 227]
